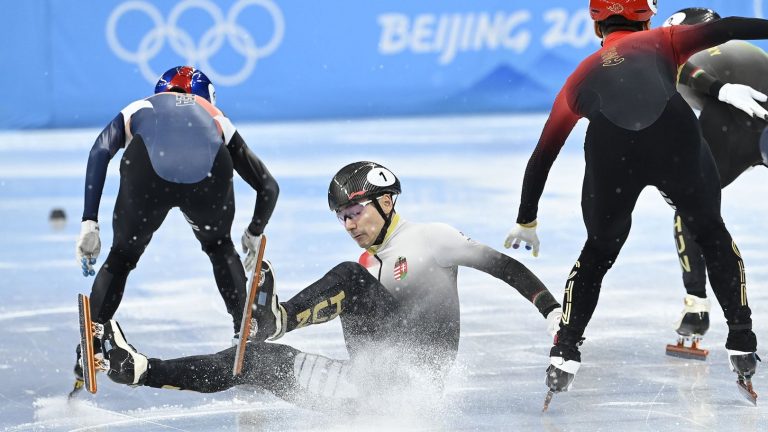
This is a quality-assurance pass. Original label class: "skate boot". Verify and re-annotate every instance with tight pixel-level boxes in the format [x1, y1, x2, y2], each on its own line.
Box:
[247, 260, 285, 342]
[102, 319, 148, 386]
[728, 350, 761, 405]
[543, 343, 582, 411]
[666, 294, 710, 360]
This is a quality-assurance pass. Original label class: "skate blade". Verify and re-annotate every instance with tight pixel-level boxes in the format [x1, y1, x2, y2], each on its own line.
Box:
[737, 379, 758, 406]
[68, 379, 84, 400]
[665, 344, 708, 361]
[542, 390, 554, 412]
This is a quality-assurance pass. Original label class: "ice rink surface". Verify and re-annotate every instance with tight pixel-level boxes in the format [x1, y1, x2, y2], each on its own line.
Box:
[1, 114, 767, 431]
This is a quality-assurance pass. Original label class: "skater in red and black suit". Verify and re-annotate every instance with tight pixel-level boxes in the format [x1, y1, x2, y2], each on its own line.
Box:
[503, 0, 763, 402]
[660, 8, 768, 359]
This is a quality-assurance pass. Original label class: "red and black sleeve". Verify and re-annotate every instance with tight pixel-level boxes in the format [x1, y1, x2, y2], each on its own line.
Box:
[671, 17, 768, 64]
[516, 89, 581, 224]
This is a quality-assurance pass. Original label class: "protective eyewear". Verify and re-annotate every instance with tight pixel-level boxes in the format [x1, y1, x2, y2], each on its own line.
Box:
[335, 200, 373, 224]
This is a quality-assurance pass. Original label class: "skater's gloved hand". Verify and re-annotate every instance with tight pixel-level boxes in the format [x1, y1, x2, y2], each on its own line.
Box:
[75, 220, 100, 277]
[504, 220, 540, 257]
[546, 307, 563, 338]
[241, 228, 263, 274]
[718, 83, 768, 120]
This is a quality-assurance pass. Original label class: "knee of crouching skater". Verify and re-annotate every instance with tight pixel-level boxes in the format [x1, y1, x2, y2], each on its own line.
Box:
[104, 249, 140, 275]
[200, 237, 235, 256]
[332, 261, 369, 277]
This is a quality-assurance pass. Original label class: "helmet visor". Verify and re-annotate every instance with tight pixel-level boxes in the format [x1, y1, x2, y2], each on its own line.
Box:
[335, 199, 374, 224]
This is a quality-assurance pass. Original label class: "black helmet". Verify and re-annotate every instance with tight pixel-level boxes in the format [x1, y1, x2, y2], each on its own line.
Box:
[328, 161, 401, 211]
[663, 8, 721, 27]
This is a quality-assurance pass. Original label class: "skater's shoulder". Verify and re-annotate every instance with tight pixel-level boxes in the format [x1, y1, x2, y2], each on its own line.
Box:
[384, 219, 453, 244]
[402, 220, 456, 235]
[419, 222, 471, 246]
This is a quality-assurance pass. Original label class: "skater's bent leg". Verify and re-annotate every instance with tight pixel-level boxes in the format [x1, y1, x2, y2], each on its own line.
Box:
[89, 248, 141, 323]
[282, 262, 398, 336]
[89, 170, 170, 323]
[558, 126, 643, 347]
[182, 151, 245, 333]
[145, 342, 357, 409]
[680, 214, 754, 351]
[198, 237, 246, 332]
[662, 138, 756, 352]
[673, 213, 707, 298]
[558, 237, 627, 347]
[144, 344, 290, 394]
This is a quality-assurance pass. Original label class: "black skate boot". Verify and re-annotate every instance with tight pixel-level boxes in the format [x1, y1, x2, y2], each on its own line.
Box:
[103, 320, 148, 386]
[728, 350, 761, 405]
[543, 343, 582, 411]
[247, 260, 285, 342]
[666, 295, 710, 360]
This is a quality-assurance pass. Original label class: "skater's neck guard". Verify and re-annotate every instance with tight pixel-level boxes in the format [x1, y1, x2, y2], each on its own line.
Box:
[367, 213, 401, 255]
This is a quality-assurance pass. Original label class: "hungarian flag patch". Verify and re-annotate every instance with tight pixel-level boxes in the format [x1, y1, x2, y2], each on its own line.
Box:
[393, 256, 408, 280]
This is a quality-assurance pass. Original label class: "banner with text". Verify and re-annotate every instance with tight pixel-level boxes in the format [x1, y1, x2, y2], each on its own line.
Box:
[1, 0, 765, 129]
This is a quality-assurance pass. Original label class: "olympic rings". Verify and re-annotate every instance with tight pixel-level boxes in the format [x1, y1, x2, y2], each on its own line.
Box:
[106, 0, 284, 86]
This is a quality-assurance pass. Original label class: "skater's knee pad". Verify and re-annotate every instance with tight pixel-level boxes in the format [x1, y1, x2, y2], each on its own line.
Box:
[578, 243, 619, 271]
[687, 220, 728, 246]
[104, 249, 139, 275]
[200, 238, 235, 256]
[331, 262, 383, 297]
[331, 261, 369, 279]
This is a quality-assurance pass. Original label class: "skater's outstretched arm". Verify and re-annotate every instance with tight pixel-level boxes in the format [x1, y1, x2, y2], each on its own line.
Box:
[672, 17, 768, 62]
[678, 62, 721, 96]
[426, 223, 560, 318]
[678, 61, 768, 119]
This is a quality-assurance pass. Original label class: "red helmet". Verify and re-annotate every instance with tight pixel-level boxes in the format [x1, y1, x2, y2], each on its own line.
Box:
[589, 0, 658, 22]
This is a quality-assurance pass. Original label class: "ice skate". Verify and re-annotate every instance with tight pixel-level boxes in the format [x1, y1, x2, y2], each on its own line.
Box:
[234, 256, 287, 376]
[728, 350, 760, 405]
[542, 344, 581, 411]
[69, 294, 107, 397]
[666, 294, 710, 360]
[248, 260, 285, 342]
[103, 319, 148, 386]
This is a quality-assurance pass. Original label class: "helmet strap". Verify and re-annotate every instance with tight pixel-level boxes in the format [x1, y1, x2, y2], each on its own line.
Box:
[371, 195, 397, 246]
